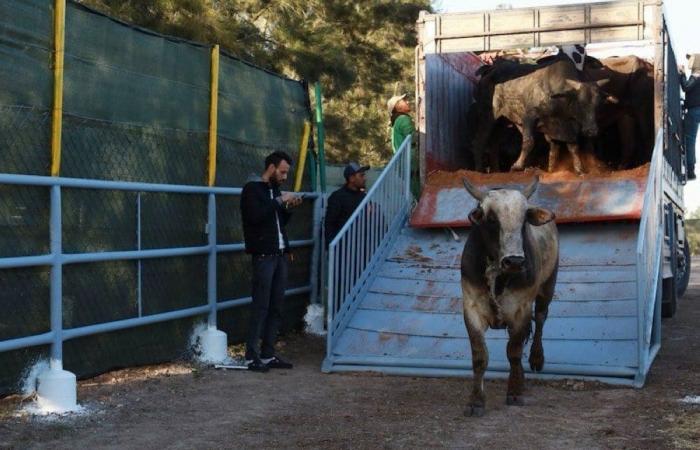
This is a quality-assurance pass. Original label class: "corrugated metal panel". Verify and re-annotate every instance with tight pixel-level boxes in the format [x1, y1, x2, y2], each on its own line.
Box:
[423, 53, 479, 176]
[326, 222, 643, 382]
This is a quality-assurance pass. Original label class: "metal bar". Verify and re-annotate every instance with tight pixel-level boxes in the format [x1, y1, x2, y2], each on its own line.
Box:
[0, 239, 314, 269]
[62, 246, 211, 264]
[58, 286, 311, 343]
[137, 192, 142, 317]
[207, 45, 219, 187]
[0, 173, 319, 198]
[62, 305, 210, 341]
[309, 195, 322, 305]
[207, 193, 217, 327]
[0, 254, 54, 269]
[293, 121, 312, 192]
[216, 286, 311, 311]
[0, 332, 55, 353]
[50, 0, 66, 177]
[330, 356, 639, 377]
[314, 83, 327, 192]
[433, 20, 644, 41]
[49, 185, 63, 369]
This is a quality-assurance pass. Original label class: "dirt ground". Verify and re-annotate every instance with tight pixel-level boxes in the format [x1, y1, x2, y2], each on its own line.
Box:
[1, 262, 699, 449]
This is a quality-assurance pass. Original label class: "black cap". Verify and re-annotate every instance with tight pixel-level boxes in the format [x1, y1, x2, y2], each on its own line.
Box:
[343, 162, 370, 180]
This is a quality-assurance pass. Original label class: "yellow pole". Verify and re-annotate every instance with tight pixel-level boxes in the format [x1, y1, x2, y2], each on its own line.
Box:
[51, 0, 66, 177]
[293, 120, 312, 192]
[207, 45, 220, 186]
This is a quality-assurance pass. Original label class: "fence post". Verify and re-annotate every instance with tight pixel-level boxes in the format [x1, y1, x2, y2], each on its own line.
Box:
[314, 83, 327, 192]
[207, 45, 220, 187]
[196, 44, 228, 364]
[35, 0, 78, 414]
[50, 0, 66, 177]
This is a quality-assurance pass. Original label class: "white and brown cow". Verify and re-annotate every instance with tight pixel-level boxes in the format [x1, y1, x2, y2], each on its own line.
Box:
[460, 176, 559, 417]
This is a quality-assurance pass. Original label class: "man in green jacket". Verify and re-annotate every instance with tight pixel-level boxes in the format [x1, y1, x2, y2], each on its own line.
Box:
[388, 94, 419, 197]
[387, 94, 415, 153]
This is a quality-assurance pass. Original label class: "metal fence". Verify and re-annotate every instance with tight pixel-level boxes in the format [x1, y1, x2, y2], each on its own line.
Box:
[0, 173, 321, 372]
[0, 0, 317, 393]
[325, 136, 412, 358]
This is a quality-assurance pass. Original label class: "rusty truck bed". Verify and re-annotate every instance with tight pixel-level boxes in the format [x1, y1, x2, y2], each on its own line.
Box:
[410, 164, 650, 228]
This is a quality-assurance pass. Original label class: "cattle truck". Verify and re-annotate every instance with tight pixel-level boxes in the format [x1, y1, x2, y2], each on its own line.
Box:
[322, 0, 690, 386]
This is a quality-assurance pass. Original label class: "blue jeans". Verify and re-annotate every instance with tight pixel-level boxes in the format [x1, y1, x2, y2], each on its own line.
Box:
[683, 106, 700, 173]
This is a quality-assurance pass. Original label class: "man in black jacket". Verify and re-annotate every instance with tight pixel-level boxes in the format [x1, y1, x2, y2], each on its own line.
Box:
[325, 162, 369, 246]
[241, 151, 302, 371]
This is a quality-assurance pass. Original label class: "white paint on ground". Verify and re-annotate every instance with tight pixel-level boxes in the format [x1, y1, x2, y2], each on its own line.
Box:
[20, 358, 49, 396]
[304, 303, 326, 336]
[679, 395, 700, 404]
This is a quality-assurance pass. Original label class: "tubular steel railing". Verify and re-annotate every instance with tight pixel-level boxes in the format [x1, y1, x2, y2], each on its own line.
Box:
[635, 129, 664, 385]
[0, 173, 320, 371]
[325, 136, 412, 360]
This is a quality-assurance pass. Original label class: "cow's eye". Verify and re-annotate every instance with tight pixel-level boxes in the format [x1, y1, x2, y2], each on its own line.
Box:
[486, 212, 497, 224]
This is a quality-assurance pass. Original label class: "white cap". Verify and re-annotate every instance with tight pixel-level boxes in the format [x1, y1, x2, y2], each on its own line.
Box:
[387, 94, 407, 114]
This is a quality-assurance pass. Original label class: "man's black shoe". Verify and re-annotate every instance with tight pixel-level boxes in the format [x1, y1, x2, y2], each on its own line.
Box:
[245, 358, 269, 372]
[261, 355, 293, 369]
[688, 170, 696, 180]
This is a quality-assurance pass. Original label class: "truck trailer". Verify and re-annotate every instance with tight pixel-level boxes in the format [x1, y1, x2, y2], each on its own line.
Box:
[323, 0, 690, 386]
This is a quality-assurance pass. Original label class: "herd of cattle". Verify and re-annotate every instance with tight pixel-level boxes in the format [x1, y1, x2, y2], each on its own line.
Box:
[467, 47, 655, 175]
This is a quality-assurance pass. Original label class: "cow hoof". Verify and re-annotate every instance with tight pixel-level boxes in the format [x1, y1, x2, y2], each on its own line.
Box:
[506, 395, 525, 406]
[510, 164, 524, 172]
[465, 405, 485, 417]
[529, 357, 544, 372]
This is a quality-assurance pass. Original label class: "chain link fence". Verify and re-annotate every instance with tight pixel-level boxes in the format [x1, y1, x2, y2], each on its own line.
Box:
[0, 0, 316, 395]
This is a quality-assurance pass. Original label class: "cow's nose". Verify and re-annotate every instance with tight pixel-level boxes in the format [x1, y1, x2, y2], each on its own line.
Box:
[501, 256, 525, 271]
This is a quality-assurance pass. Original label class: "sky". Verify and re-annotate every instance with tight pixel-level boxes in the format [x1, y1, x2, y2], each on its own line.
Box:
[432, 0, 700, 214]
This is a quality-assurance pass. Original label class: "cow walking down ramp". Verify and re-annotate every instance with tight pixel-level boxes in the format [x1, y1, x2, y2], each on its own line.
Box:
[459, 176, 558, 416]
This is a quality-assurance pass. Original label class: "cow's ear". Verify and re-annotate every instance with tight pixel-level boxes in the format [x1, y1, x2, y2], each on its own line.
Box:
[526, 207, 555, 226]
[468, 206, 485, 225]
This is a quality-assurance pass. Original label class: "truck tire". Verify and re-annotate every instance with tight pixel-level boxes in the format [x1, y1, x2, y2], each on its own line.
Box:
[677, 238, 691, 298]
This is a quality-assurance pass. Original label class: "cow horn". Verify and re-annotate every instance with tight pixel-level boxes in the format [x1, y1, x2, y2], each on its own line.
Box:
[462, 178, 485, 202]
[522, 175, 540, 199]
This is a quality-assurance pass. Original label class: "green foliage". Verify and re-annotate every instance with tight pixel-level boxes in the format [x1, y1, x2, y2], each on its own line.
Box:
[77, 0, 430, 166]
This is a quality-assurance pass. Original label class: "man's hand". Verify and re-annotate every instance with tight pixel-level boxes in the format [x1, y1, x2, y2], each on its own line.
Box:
[280, 192, 303, 208]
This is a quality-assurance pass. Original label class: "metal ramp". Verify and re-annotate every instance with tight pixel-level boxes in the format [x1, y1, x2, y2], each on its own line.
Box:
[323, 134, 663, 386]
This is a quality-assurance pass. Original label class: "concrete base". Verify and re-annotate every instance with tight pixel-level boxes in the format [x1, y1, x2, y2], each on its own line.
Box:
[198, 327, 228, 364]
[36, 368, 78, 413]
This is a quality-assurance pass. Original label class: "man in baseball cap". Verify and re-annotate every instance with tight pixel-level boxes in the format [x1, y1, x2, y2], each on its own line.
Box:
[325, 162, 369, 245]
[387, 94, 414, 154]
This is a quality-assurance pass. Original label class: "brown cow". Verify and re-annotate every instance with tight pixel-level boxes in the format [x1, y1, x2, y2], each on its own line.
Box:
[460, 176, 559, 417]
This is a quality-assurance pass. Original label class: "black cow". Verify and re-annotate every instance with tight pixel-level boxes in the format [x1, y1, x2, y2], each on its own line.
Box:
[471, 59, 617, 175]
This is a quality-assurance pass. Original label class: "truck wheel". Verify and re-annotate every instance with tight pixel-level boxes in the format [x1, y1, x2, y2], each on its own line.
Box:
[677, 238, 691, 298]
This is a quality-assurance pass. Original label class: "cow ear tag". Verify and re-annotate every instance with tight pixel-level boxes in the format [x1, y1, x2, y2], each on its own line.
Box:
[526, 207, 555, 226]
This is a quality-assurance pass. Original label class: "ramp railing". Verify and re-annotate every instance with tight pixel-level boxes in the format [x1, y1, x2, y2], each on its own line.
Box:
[326, 136, 412, 358]
[636, 129, 664, 385]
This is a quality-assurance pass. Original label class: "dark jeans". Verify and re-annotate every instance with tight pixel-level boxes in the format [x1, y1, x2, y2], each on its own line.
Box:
[245, 253, 288, 360]
[684, 106, 700, 173]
